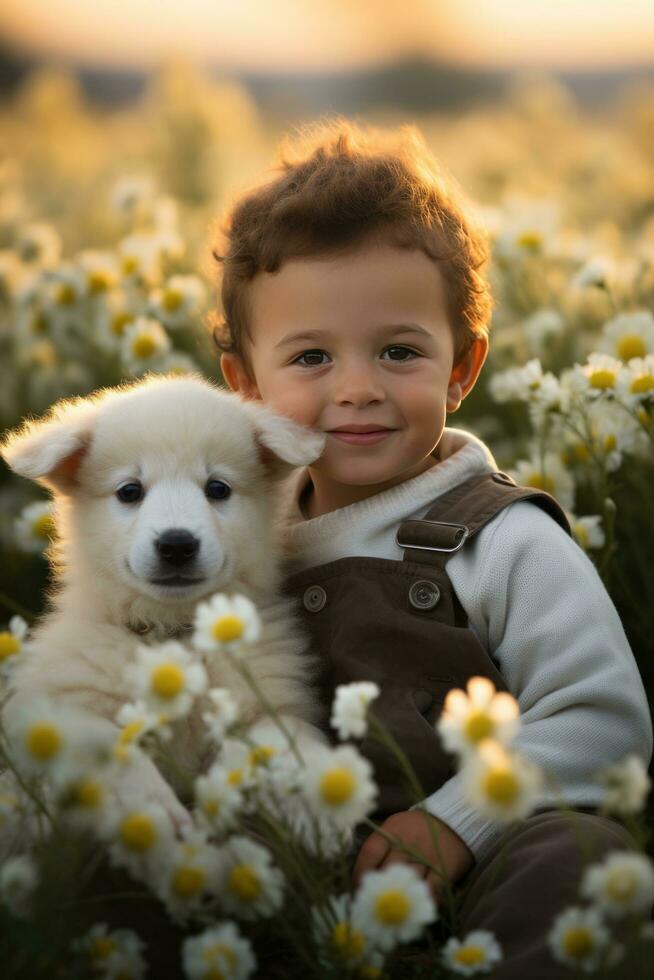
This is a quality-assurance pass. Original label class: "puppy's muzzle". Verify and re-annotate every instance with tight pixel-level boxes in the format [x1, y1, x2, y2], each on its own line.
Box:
[155, 528, 200, 567]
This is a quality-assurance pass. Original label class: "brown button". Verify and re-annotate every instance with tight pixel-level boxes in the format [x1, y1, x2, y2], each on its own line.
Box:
[303, 585, 327, 613]
[409, 580, 440, 610]
[492, 471, 515, 486]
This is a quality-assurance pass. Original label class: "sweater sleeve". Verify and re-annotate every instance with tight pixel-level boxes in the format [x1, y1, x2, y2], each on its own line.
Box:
[418, 500, 653, 862]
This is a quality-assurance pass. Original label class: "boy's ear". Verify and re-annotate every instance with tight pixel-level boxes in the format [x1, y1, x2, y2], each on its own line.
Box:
[446, 335, 489, 413]
[220, 352, 261, 400]
[1, 396, 98, 495]
[244, 402, 326, 480]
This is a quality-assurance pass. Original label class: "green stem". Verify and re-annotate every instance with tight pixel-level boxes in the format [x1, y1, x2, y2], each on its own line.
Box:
[0, 592, 37, 622]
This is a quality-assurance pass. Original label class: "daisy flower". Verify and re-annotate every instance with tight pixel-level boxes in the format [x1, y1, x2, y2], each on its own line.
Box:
[572, 353, 623, 399]
[572, 256, 616, 291]
[616, 355, 654, 408]
[547, 905, 610, 972]
[302, 743, 377, 831]
[595, 753, 651, 816]
[194, 764, 245, 834]
[510, 452, 575, 511]
[523, 308, 565, 354]
[15, 222, 61, 267]
[56, 768, 111, 832]
[74, 923, 146, 979]
[331, 681, 380, 740]
[125, 641, 207, 721]
[148, 274, 206, 329]
[193, 593, 262, 657]
[312, 893, 370, 969]
[0, 854, 38, 919]
[202, 687, 240, 745]
[121, 316, 171, 375]
[108, 801, 176, 880]
[14, 499, 56, 553]
[441, 930, 503, 976]
[77, 250, 119, 297]
[461, 738, 544, 822]
[436, 677, 520, 760]
[114, 701, 159, 763]
[599, 310, 654, 362]
[215, 835, 285, 920]
[154, 829, 222, 922]
[569, 514, 605, 552]
[156, 351, 198, 375]
[94, 288, 139, 352]
[117, 234, 162, 286]
[351, 863, 437, 952]
[580, 851, 654, 920]
[41, 264, 86, 320]
[5, 697, 76, 774]
[0, 615, 29, 678]
[111, 176, 156, 221]
[181, 921, 256, 980]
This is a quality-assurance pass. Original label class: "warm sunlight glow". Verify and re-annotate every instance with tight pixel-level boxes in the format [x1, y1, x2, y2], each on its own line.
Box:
[0, 0, 653, 72]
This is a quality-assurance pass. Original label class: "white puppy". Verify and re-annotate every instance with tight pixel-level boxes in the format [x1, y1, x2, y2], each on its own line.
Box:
[0, 373, 327, 820]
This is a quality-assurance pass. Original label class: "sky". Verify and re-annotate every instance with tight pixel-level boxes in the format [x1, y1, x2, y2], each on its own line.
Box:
[1, 0, 654, 73]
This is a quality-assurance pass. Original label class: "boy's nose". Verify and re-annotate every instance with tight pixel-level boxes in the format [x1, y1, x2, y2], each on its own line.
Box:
[333, 366, 385, 405]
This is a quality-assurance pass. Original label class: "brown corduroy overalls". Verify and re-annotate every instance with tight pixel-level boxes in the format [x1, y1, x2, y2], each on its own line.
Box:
[281, 469, 637, 979]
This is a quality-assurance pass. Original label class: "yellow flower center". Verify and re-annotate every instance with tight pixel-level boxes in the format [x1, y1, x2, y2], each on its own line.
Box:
[574, 524, 589, 549]
[374, 889, 410, 925]
[228, 768, 243, 786]
[30, 311, 48, 334]
[90, 936, 117, 961]
[163, 287, 183, 311]
[172, 865, 206, 898]
[332, 921, 366, 960]
[151, 662, 185, 699]
[248, 745, 275, 767]
[203, 798, 220, 817]
[0, 632, 20, 661]
[88, 271, 113, 294]
[589, 369, 616, 390]
[56, 282, 76, 305]
[527, 472, 555, 494]
[121, 255, 139, 276]
[516, 231, 543, 252]
[320, 767, 356, 806]
[563, 926, 592, 959]
[131, 333, 157, 359]
[573, 443, 590, 462]
[203, 944, 237, 980]
[605, 869, 638, 902]
[120, 812, 157, 852]
[25, 722, 62, 761]
[631, 374, 654, 394]
[603, 434, 617, 452]
[72, 779, 104, 809]
[212, 615, 245, 643]
[617, 334, 646, 361]
[482, 768, 520, 805]
[228, 864, 261, 902]
[111, 311, 134, 336]
[464, 710, 494, 743]
[33, 513, 55, 540]
[454, 945, 486, 966]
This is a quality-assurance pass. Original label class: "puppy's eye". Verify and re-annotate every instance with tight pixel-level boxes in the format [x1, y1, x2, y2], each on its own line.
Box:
[206, 479, 231, 501]
[116, 481, 144, 504]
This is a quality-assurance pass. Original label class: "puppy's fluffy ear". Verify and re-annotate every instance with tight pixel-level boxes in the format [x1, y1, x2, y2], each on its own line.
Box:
[1, 396, 98, 494]
[246, 403, 326, 477]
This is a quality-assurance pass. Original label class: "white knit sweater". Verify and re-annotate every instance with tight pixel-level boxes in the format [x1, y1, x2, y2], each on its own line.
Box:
[276, 426, 653, 861]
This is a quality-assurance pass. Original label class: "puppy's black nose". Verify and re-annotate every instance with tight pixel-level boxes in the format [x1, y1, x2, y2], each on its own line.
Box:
[155, 529, 200, 566]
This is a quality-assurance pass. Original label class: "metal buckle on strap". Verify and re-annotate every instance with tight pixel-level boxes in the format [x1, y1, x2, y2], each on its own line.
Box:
[395, 520, 470, 554]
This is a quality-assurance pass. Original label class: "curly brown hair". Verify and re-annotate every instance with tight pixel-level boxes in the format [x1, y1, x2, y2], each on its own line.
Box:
[210, 116, 492, 377]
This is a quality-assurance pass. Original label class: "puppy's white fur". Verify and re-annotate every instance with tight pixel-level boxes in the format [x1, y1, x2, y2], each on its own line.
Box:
[1, 374, 327, 817]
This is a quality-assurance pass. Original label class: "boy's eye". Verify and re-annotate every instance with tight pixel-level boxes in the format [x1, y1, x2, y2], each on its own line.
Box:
[291, 346, 418, 367]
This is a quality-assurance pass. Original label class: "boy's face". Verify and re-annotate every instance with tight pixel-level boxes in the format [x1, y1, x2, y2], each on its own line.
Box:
[221, 238, 488, 513]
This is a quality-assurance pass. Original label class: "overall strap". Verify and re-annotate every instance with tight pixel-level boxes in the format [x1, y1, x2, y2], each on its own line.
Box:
[397, 470, 572, 570]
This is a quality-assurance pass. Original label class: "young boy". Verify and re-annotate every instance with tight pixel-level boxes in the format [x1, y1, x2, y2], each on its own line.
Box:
[215, 118, 652, 975]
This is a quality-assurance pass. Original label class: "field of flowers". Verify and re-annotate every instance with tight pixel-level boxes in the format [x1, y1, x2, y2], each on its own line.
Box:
[0, 61, 653, 978]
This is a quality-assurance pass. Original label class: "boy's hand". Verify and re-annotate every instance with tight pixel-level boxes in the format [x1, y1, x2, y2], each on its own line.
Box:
[352, 810, 474, 900]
